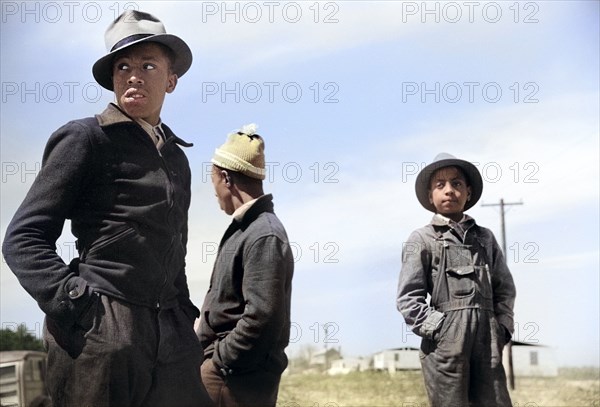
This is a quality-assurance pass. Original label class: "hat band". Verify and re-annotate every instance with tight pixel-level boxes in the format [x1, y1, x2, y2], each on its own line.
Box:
[111, 33, 154, 52]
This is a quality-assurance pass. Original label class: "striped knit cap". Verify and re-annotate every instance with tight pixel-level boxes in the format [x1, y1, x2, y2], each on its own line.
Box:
[212, 123, 266, 180]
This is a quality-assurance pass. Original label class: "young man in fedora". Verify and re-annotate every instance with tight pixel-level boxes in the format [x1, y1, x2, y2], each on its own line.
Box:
[396, 153, 516, 407]
[2, 10, 212, 407]
[197, 125, 294, 407]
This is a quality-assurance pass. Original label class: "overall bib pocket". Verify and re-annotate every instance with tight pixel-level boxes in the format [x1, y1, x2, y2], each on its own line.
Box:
[444, 243, 494, 299]
[445, 244, 476, 298]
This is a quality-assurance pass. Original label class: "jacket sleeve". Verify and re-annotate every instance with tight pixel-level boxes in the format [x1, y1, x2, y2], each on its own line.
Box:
[214, 234, 292, 372]
[173, 162, 200, 324]
[486, 230, 517, 336]
[1, 121, 95, 327]
[396, 229, 444, 339]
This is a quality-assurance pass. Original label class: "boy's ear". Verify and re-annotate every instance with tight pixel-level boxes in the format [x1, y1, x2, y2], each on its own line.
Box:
[428, 190, 433, 204]
[467, 185, 472, 201]
[222, 170, 232, 187]
[166, 74, 178, 93]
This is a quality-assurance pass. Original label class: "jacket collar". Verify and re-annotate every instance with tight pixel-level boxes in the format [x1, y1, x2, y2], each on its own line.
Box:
[430, 213, 475, 227]
[237, 194, 274, 228]
[431, 213, 476, 240]
[232, 196, 260, 222]
[95, 103, 193, 147]
[218, 194, 274, 249]
[96, 103, 132, 127]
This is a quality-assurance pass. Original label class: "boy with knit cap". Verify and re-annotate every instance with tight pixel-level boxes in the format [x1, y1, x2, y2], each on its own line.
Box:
[396, 153, 516, 407]
[197, 124, 294, 407]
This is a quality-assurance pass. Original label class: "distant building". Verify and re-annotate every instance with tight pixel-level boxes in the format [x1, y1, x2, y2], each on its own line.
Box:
[309, 348, 342, 370]
[373, 347, 420, 371]
[328, 357, 371, 375]
[504, 341, 558, 377]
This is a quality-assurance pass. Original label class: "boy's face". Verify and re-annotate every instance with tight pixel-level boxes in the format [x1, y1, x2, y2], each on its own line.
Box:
[428, 166, 472, 222]
[211, 165, 235, 215]
[112, 42, 177, 125]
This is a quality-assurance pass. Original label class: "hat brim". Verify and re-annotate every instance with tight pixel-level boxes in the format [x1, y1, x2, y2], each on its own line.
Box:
[92, 34, 192, 91]
[415, 158, 483, 213]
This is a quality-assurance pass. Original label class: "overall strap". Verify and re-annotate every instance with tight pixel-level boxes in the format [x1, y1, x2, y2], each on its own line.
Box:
[430, 233, 449, 308]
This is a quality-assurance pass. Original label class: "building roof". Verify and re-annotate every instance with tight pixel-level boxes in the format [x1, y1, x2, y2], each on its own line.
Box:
[312, 348, 341, 357]
[0, 350, 47, 363]
[511, 341, 550, 347]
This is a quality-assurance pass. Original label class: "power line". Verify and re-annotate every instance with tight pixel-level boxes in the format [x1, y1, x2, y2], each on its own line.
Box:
[481, 199, 523, 254]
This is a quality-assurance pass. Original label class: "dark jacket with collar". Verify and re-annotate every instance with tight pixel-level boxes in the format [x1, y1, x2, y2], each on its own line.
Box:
[2, 104, 199, 329]
[198, 194, 294, 376]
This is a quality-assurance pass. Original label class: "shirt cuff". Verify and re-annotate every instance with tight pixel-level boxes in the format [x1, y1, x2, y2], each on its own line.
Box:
[420, 309, 445, 339]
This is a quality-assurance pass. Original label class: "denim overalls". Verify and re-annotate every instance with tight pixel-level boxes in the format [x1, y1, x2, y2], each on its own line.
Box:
[419, 223, 512, 407]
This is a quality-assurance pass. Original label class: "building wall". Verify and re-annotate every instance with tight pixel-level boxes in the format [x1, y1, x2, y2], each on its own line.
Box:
[504, 345, 558, 377]
[373, 349, 420, 370]
[328, 358, 363, 375]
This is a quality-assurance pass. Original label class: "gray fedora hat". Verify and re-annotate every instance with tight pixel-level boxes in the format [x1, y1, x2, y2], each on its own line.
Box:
[415, 152, 483, 213]
[92, 10, 192, 91]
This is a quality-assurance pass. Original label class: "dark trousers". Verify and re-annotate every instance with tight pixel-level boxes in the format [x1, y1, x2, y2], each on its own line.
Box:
[200, 359, 281, 407]
[43, 294, 213, 407]
[420, 309, 512, 407]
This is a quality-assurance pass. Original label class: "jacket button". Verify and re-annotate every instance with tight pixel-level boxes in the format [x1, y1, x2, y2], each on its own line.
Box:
[220, 368, 233, 376]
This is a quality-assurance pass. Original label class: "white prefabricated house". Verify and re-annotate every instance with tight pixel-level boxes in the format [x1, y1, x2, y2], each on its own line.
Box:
[309, 348, 342, 370]
[328, 357, 371, 375]
[504, 341, 558, 377]
[373, 347, 420, 371]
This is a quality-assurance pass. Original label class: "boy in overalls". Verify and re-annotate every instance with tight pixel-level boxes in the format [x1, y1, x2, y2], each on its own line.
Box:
[396, 153, 516, 407]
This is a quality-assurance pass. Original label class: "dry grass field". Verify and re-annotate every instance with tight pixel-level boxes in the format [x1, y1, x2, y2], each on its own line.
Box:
[277, 368, 599, 407]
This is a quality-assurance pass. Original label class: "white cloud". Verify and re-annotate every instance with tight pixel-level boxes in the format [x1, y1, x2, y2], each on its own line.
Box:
[281, 89, 599, 267]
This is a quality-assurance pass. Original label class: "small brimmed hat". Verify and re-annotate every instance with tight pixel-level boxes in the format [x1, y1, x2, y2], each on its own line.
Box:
[212, 124, 266, 180]
[92, 10, 192, 91]
[415, 152, 483, 212]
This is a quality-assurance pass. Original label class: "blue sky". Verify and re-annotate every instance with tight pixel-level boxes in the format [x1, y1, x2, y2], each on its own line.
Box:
[1, 1, 599, 367]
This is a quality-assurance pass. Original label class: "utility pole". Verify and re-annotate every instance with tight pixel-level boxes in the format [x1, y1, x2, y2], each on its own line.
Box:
[481, 198, 522, 391]
[323, 324, 329, 372]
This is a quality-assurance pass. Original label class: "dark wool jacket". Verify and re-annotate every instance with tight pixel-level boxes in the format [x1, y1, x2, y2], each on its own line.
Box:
[2, 104, 199, 329]
[198, 194, 294, 376]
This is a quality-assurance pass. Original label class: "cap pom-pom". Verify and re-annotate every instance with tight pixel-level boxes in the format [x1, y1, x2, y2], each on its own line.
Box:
[238, 123, 258, 136]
